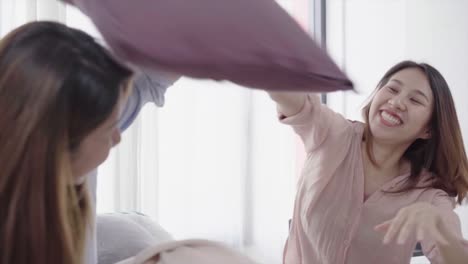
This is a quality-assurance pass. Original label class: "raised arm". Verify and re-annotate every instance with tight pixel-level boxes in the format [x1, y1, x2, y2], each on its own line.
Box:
[268, 91, 307, 117]
[268, 90, 352, 156]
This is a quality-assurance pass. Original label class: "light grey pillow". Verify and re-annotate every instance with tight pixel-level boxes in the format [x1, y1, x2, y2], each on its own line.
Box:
[97, 212, 173, 264]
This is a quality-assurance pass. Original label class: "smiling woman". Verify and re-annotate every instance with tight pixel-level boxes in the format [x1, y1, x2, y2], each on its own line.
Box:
[361, 61, 466, 199]
[269, 60, 468, 264]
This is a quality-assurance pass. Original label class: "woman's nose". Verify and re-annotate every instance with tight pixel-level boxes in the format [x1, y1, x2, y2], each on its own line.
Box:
[388, 96, 406, 111]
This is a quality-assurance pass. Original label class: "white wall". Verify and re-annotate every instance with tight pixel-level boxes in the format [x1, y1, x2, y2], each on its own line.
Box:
[326, 0, 468, 260]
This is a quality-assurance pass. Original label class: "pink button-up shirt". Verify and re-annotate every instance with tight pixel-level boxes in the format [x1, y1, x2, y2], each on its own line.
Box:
[281, 94, 467, 264]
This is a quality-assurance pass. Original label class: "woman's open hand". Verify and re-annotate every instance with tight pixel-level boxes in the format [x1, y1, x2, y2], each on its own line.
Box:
[374, 202, 450, 246]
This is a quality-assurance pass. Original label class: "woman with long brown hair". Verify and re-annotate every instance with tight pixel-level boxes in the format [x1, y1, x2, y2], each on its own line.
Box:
[0, 21, 133, 264]
[270, 61, 468, 263]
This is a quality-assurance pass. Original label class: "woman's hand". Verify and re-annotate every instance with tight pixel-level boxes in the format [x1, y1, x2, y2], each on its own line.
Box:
[267, 91, 307, 117]
[375, 203, 468, 264]
[374, 202, 450, 245]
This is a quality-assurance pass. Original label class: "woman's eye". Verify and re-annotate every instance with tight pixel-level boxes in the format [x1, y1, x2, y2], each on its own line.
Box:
[410, 98, 422, 105]
[387, 87, 398, 93]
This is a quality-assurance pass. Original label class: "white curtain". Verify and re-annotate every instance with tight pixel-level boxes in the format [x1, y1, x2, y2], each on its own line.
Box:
[0, 0, 65, 36]
[0, 0, 102, 38]
[97, 80, 298, 263]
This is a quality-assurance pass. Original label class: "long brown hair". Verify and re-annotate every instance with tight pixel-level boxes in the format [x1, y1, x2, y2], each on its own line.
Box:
[362, 61, 468, 204]
[0, 21, 133, 264]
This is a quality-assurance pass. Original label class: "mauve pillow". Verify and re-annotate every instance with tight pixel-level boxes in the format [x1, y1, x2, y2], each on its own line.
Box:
[66, 0, 353, 92]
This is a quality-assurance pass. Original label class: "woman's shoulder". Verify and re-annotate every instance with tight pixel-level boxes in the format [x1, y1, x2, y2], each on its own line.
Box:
[347, 120, 365, 139]
[349, 120, 365, 130]
[416, 171, 456, 208]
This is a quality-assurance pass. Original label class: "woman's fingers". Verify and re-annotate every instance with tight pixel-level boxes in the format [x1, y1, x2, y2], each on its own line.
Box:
[383, 214, 407, 244]
[396, 217, 415, 244]
[374, 219, 392, 232]
[375, 204, 453, 247]
[429, 223, 450, 246]
[416, 225, 425, 242]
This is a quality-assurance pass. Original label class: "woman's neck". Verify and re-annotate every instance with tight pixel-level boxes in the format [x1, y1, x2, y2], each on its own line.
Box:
[364, 138, 411, 177]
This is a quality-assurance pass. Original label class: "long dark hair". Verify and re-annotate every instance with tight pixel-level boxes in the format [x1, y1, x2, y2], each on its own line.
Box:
[362, 61, 468, 204]
[0, 21, 133, 264]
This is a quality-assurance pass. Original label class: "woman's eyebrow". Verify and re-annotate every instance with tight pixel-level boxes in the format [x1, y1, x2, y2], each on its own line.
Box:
[388, 79, 404, 86]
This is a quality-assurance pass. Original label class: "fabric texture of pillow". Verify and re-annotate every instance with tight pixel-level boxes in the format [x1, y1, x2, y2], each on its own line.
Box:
[115, 239, 258, 264]
[65, 0, 353, 92]
[97, 212, 173, 264]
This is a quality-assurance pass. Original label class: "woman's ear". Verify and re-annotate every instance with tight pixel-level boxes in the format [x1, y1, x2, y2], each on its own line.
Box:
[420, 128, 431, 140]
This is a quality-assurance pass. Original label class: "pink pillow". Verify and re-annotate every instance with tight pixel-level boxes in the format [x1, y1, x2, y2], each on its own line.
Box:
[68, 0, 353, 92]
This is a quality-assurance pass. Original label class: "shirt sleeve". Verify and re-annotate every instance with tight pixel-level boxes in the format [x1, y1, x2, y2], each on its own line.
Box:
[421, 190, 468, 263]
[279, 94, 352, 153]
[118, 69, 177, 131]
